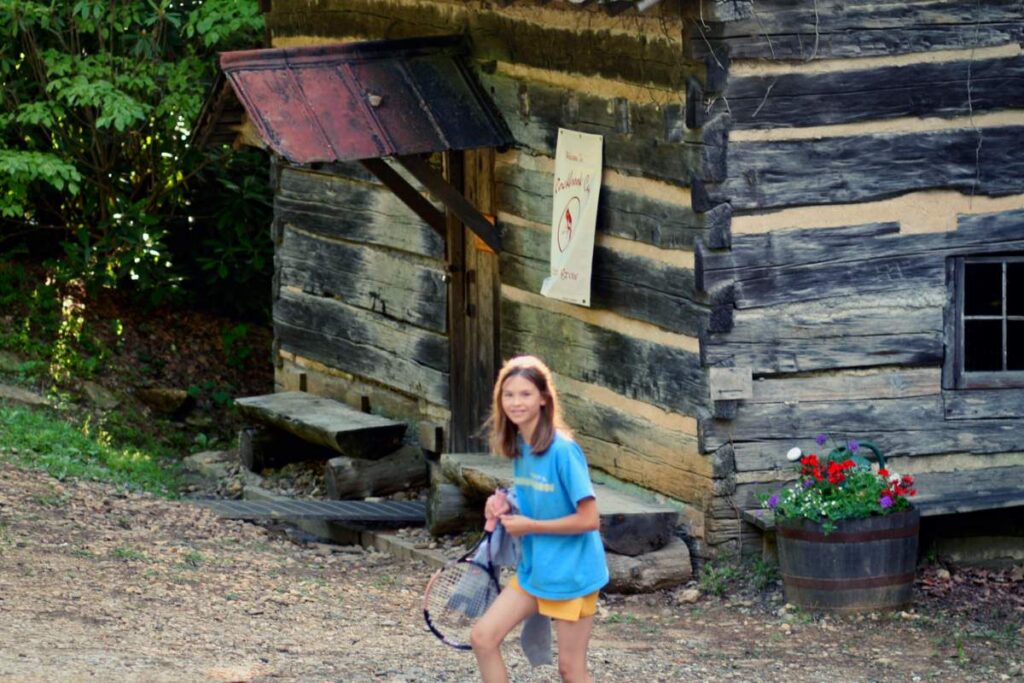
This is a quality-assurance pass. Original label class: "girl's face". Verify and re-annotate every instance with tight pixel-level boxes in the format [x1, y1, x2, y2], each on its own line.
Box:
[500, 374, 546, 435]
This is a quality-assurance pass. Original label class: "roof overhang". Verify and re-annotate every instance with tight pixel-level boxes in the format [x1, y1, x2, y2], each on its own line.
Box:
[195, 36, 512, 251]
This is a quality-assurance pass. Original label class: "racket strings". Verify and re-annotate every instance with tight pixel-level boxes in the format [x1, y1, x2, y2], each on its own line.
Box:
[424, 561, 499, 645]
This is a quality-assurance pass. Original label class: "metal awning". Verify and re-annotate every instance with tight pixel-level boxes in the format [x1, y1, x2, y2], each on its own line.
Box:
[198, 36, 511, 251]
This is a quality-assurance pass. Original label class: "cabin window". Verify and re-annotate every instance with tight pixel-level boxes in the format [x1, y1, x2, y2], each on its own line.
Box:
[952, 255, 1024, 388]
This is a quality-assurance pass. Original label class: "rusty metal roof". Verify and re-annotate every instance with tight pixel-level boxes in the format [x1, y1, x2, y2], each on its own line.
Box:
[216, 36, 512, 164]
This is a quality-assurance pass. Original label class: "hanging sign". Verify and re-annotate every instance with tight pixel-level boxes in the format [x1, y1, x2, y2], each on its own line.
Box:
[540, 129, 602, 307]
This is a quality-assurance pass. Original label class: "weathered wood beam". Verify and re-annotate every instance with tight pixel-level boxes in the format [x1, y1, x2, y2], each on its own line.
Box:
[716, 55, 1024, 129]
[325, 445, 428, 499]
[687, 0, 1024, 61]
[707, 126, 1024, 211]
[277, 166, 445, 259]
[396, 154, 502, 253]
[275, 289, 449, 406]
[278, 227, 447, 333]
[359, 157, 447, 239]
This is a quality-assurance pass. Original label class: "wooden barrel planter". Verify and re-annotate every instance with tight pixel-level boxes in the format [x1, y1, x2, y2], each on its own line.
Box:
[776, 508, 920, 613]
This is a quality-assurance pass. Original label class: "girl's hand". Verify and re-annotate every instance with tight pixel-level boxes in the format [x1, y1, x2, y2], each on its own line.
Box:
[484, 490, 510, 522]
[498, 514, 534, 537]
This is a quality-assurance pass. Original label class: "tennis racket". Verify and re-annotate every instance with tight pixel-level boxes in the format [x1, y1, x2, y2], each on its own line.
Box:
[422, 492, 507, 650]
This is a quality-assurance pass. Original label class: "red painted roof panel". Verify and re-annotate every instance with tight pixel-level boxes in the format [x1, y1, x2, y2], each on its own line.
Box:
[218, 37, 511, 164]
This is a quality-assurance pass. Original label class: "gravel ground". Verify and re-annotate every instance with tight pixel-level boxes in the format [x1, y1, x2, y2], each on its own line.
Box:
[0, 462, 1020, 683]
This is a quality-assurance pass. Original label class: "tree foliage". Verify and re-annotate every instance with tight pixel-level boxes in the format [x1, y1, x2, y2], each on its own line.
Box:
[0, 0, 266, 306]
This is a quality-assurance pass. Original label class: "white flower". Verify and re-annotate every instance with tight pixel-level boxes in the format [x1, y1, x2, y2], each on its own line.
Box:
[887, 471, 901, 483]
[786, 447, 803, 462]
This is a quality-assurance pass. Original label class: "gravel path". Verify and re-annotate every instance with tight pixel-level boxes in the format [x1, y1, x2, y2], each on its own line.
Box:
[0, 462, 1019, 682]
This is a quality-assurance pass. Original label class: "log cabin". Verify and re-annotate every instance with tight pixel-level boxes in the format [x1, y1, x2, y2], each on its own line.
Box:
[195, 0, 1024, 561]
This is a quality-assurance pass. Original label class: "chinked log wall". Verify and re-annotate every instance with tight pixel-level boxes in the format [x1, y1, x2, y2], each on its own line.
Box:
[692, 0, 1024, 551]
[265, 0, 733, 554]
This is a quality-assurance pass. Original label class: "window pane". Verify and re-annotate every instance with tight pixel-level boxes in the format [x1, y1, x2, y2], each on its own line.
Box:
[1008, 263, 1024, 316]
[964, 319, 1003, 371]
[964, 262, 1002, 316]
[1009, 321, 1024, 370]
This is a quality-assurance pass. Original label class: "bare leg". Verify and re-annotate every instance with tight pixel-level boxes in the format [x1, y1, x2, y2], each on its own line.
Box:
[554, 615, 594, 683]
[470, 586, 539, 683]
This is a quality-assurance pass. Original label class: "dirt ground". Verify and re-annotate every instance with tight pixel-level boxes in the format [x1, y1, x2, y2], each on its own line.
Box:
[0, 462, 1020, 683]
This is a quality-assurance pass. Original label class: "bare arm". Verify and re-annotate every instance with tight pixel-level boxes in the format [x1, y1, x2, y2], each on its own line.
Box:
[499, 497, 600, 537]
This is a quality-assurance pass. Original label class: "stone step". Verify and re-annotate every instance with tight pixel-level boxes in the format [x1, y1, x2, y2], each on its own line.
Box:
[440, 452, 681, 557]
[235, 392, 406, 460]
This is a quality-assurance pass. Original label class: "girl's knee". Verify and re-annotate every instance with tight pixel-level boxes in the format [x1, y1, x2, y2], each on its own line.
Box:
[557, 655, 588, 683]
[470, 623, 502, 653]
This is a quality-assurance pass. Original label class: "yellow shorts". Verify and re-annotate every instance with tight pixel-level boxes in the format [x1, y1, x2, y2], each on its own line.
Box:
[508, 574, 599, 622]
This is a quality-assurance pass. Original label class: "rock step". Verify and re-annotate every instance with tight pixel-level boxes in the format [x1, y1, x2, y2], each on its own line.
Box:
[440, 452, 680, 557]
[235, 392, 406, 460]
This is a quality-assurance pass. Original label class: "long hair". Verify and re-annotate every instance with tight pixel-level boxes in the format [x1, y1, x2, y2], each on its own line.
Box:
[487, 355, 571, 459]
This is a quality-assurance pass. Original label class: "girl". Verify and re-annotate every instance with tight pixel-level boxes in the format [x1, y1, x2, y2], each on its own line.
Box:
[470, 355, 609, 683]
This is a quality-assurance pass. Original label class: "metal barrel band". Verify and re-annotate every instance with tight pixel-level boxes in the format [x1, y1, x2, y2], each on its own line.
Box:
[780, 571, 916, 590]
[777, 524, 920, 544]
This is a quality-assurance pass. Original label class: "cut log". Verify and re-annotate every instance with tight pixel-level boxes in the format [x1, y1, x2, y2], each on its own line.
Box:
[426, 463, 477, 537]
[605, 537, 693, 594]
[235, 391, 407, 459]
[324, 445, 428, 500]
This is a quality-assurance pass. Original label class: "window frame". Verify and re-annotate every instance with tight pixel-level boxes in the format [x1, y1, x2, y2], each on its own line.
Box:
[950, 254, 1024, 389]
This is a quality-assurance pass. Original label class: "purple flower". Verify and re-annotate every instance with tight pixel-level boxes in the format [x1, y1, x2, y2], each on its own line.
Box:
[802, 479, 814, 488]
[880, 495, 893, 509]
[848, 439, 860, 453]
[768, 494, 780, 509]
[815, 433, 828, 446]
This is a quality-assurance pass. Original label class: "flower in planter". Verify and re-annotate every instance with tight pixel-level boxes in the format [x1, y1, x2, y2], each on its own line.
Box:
[759, 434, 917, 534]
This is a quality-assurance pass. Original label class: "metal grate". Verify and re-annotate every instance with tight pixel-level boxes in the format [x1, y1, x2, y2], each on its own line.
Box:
[192, 498, 425, 524]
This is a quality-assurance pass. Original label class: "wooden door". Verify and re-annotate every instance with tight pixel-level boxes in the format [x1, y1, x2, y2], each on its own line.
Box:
[445, 149, 500, 452]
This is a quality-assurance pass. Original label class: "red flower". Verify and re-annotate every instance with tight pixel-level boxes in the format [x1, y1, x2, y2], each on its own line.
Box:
[878, 468, 889, 478]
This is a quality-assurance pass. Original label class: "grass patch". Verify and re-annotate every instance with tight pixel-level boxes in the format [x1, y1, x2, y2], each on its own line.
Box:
[112, 546, 149, 562]
[0, 404, 181, 497]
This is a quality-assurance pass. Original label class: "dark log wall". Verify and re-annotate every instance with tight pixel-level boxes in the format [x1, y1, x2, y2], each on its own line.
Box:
[264, 0, 727, 554]
[692, 0, 1024, 552]
[272, 162, 453, 430]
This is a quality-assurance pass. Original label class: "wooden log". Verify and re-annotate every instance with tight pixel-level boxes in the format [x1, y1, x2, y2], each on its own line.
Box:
[274, 289, 449, 406]
[501, 223, 708, 337]
[324, 445, 428, 499]
[426, 462, 477, 536]
[708, 127, 1024, 211]
[699, 216, 1024, 295]
[267, 0, 689, 87]
[501, 298, 709, 416]
[495, 162, 716, 250]
[943, 389, 1024, 420]
[235, 391, 407, 459]
[605, 537, 693, 594]
[715, 55, 1024, 129]
[688, 0, 1024, 61]
[278, 227, 448, 333]
[276, 166, 445, 259]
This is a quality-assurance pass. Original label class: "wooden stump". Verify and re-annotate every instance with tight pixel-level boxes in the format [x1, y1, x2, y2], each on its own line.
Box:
[426, 463, 477, 536]
[324, 445, 428, 499]
[605, 537, 693, 594]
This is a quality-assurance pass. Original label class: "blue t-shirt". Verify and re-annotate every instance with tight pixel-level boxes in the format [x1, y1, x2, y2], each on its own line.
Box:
[513, 432, 609, 600]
